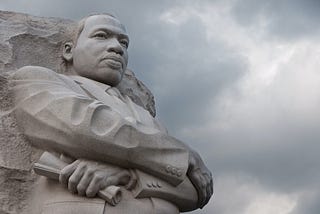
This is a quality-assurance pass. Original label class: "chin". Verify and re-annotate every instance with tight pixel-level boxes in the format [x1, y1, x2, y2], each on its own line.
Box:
[89, 67, 123, 86]
[101, 73, 122, 86]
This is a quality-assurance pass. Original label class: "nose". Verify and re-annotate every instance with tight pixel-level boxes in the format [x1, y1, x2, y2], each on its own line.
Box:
[107, 38, 123, 55]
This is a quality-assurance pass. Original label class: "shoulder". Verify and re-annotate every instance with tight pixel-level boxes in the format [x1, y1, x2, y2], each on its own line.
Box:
[11, 66, 61, 81]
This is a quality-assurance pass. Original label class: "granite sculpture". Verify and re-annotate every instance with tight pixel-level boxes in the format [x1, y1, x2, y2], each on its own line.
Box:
[5, 12, 213, 214]
[0, 10, 154, 214]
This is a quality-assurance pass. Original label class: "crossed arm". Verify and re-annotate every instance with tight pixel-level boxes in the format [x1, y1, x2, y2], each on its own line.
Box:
[11, 66, 213, 208]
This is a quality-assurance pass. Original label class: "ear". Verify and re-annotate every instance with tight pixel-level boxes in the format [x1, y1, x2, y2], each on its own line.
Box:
[62, 42, 74, 62]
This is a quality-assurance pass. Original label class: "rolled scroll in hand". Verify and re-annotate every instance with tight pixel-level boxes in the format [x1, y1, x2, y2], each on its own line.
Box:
[33, 152, 122, 206]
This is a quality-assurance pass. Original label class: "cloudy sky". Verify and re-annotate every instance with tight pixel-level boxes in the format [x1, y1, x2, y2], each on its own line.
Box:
[1, 0, 320, 213]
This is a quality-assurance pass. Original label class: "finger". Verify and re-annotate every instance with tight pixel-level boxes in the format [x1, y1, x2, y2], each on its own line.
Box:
[199, 175, 207, 208]
[203, 174, 212, 207]
[115, 170, 130, 186]
[190, 171, 205, 208]
[86, 173, 105, 197]
[59, 160, 80, 185]
[68, 163, 86, 194]
[209, 174, 214, 197]
[210, 176, 214, 196]
[77, 170, 94, 196]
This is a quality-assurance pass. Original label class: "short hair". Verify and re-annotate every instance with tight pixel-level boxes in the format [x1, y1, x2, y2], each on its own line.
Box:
[60, 13, 121, 72]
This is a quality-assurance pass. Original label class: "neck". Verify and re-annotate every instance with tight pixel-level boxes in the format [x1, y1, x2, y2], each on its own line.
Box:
[64, 67, 78, 76]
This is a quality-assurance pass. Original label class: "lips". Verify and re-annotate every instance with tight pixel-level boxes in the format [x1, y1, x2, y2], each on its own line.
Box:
[101, 55, 123, 69]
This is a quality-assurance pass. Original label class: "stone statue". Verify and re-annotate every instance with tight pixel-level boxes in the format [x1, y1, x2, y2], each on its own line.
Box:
[9, 13, 213, 214]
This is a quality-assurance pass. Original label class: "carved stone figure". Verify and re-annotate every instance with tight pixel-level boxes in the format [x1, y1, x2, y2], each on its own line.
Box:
[9, 13, 213, 214]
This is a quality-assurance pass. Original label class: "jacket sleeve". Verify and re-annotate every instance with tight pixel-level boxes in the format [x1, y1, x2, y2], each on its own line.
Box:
[10, 66, 189, 186]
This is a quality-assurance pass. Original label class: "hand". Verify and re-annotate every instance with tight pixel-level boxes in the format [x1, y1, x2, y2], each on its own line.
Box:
[187, 149, 213, 208]
[59, 159, 132, 198]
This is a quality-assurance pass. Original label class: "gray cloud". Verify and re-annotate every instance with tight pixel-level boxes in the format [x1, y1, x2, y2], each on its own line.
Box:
[291, 189, 320, 214]
[1, 0, 320, 213]
[231, 0, 320, 40]
[131, 14, 246, 133]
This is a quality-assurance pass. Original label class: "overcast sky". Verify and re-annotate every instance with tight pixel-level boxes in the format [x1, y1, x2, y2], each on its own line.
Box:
[1, 0, 320, 213]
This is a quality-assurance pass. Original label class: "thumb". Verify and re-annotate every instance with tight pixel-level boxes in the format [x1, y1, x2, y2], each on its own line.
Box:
[101, 171, 130, 189]
[101, 175, 120, 189]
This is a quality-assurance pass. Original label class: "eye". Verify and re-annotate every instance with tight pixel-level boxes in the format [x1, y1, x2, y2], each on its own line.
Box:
[93, 32, 108, 39]
[119, 39, 129, 48]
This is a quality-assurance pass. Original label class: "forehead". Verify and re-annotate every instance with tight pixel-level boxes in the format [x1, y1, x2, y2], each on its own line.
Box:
[81, 15, 127, 36]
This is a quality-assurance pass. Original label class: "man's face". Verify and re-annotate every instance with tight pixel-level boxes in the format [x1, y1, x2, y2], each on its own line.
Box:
[72, 15, 129, 86]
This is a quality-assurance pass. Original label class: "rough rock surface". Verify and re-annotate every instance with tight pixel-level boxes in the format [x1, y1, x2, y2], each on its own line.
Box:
[0, 10, 156, 214]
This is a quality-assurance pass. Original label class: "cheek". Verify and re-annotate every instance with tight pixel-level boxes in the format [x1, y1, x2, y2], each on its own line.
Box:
[73, 51, 88, 67]
[74, 45, 100, 64]
[76, 40, 104, 56]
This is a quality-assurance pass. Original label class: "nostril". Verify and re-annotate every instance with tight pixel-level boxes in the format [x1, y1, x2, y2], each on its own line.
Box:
[108, 45, 123, 55]
[106, 38, 124, 55]
[112, 48, 123, 55]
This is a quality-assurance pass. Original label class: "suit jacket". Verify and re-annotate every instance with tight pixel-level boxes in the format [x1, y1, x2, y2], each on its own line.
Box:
[27, 177, 179, 214]
[10, 66, 189, 186]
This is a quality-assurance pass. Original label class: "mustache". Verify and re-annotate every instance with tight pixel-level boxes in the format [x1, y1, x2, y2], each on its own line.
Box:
[101, 54, 124, 65]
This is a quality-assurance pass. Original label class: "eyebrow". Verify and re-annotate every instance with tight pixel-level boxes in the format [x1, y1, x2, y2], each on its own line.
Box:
[90, 27, 129, 40]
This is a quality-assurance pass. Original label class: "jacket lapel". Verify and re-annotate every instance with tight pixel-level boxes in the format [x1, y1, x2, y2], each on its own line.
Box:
[70, 76, 115, 105]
